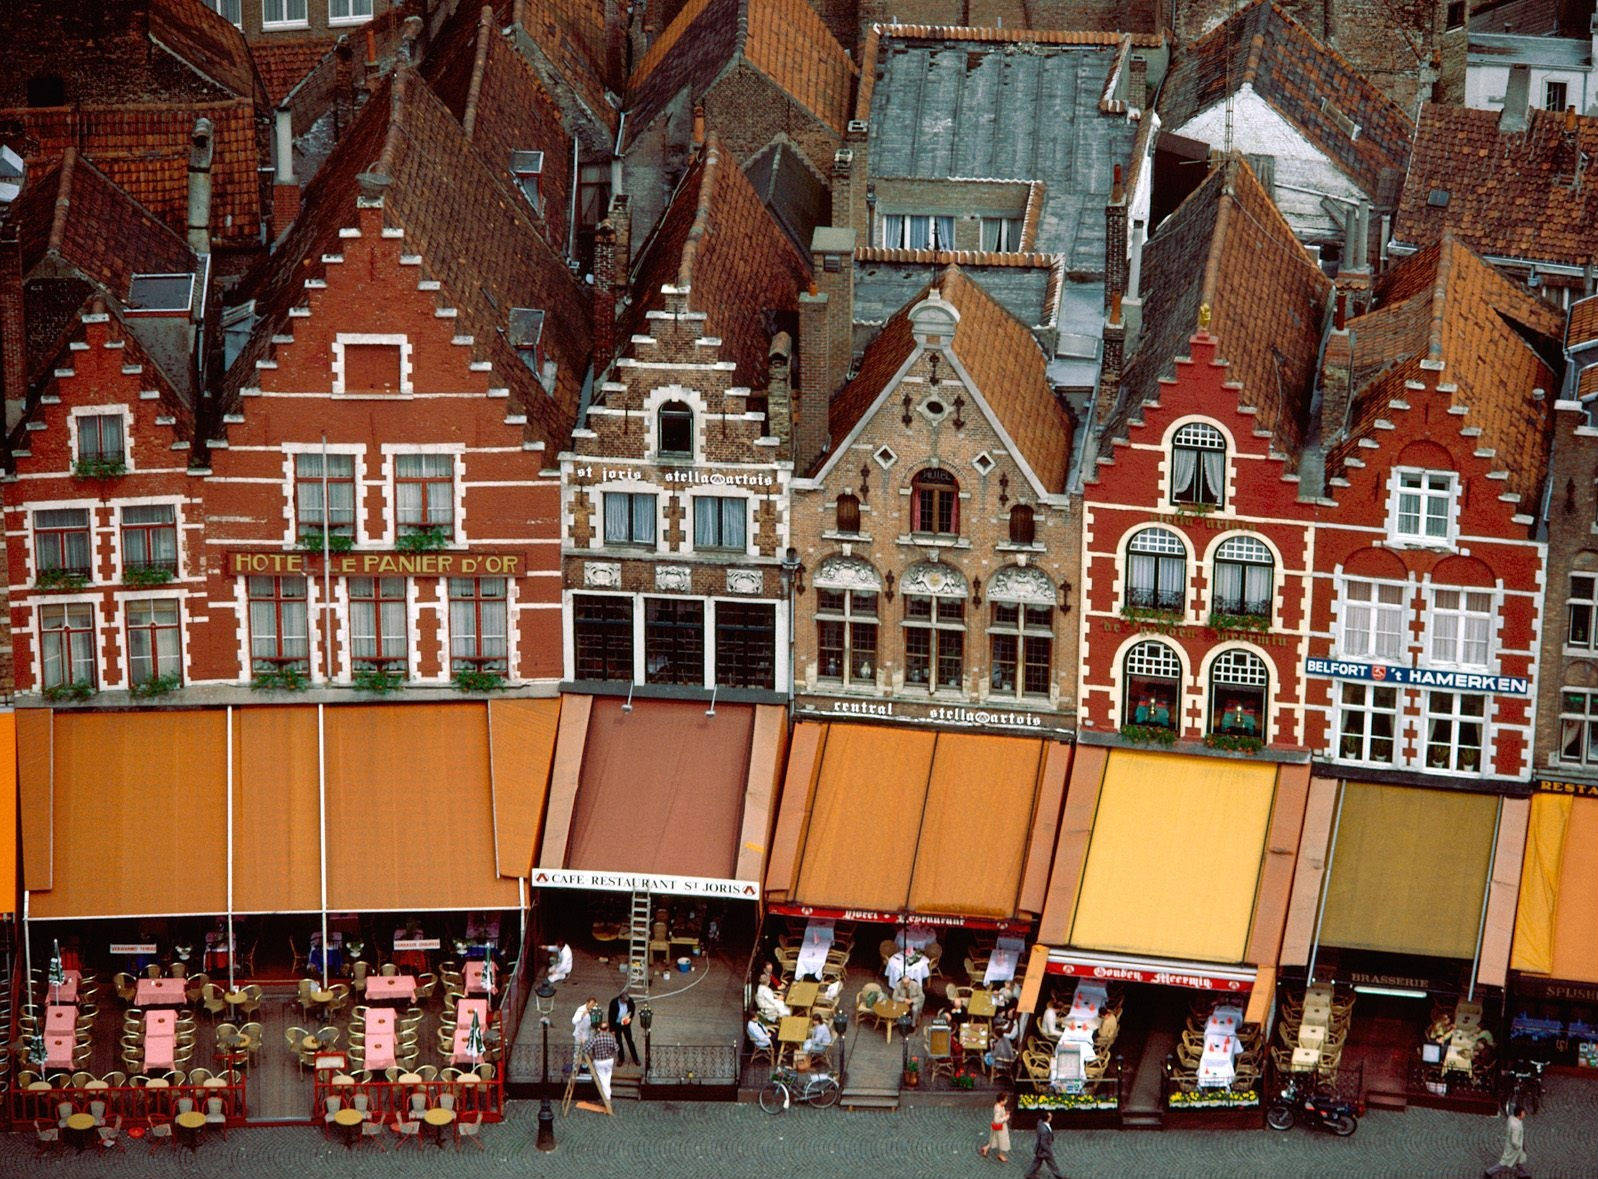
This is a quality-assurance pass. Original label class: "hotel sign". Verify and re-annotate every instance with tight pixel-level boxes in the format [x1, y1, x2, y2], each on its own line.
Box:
[227, 550, 527, 577]
[531, 868, 760, 900]
[1304, 657, 1530, 696]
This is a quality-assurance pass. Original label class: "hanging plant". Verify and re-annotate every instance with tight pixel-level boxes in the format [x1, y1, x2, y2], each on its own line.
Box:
[1119, 723, 1177, 746]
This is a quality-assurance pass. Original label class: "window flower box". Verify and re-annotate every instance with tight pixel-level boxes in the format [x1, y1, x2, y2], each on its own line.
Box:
[36, 569, 90, 590]
[352, 667, 405, 695]
[395, 526, 449, 552]
[252, 665, 310, 692]
[1203, 732, 1264, 753]
[72, 457, 126, 479]
[297, 529, 354, 553]
[1121, 605, 1183, 625]
[125, 565, 175, 587]
[1120, 723, 1177, 746]
[1206, 611, 1269, 633]
[454, 669, 506, 693]
[131, 673, 181, 699]
[43, 681, 95, 703]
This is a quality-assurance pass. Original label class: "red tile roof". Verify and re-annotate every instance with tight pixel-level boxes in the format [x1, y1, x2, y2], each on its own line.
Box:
[500, 0, 618, 141]
[1328, 235, 1563, 509]
[1111, 155, 1331, 459]
[148, 0, 266, 103]
[1567, 294, 1598, 350]
[828, 266, 1071, 491]
[1159, 2, 1411, 201]
[621, 135, 810, 387]
[1395, 103, 1598, 268]
[251, 39, 332, 105]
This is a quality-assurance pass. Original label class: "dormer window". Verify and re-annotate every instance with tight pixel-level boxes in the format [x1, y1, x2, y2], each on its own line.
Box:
[658, 401, 694, 458]
[509, 308, 555, 392]
[75, 412, 125, 468]
[910, 468, 959, 536]
[510, 150, 544, 216]
[1390, 468, 1456, 546]
[1170, 422, 1226, 507]
[980, 217, 1022, 251]
[882, 214, 955, 251]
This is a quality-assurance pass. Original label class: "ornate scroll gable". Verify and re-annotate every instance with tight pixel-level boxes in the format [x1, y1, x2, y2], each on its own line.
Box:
[989, 565, 1055, 605]
[902, 561, 968, 596]
[812, 555, 882, 591]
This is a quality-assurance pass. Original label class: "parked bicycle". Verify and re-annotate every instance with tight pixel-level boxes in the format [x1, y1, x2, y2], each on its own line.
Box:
[1501, 1059, 1546, 1116]
[758, 1066, 840, 1113]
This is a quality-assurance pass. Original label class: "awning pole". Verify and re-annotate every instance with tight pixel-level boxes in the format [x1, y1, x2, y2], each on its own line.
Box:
[318, 703, 328, 979]
[21, 890, 31, 1004]
[1467, 798, 1504, 1003]
[1305, 781, 1347, 987]
[226, 705, 236, 992]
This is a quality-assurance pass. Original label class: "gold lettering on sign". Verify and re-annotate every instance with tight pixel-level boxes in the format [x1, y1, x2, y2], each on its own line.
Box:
[227, 550, 527, 578]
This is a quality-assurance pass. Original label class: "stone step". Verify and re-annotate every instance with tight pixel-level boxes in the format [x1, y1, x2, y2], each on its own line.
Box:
[841, 1087, 901, 1111]
[1120, 1110, 1164, 1129]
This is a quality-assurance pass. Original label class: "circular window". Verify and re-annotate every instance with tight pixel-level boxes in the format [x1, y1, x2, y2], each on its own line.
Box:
[925, 399, 945, 416]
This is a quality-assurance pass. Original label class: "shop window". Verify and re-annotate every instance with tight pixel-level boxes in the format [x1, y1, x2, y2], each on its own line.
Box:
[1126, 527, 1186, 612]
[449, 578, 508, 675]
[816, 588, 877, 684]
[881, 213, 955, 250]
[76, 412, 125, 465]
[350, 577, 407, 672]
[1390, 469, 1456, 545]
[1123, 640, 1181, 729]
[1211, 535, 1273, 621]
[1560, 690, 1598, 766]
[1336, 682, 1399, 763]
[1569, 575, 1598, 650]
[1423, 690, 1485, 772]
[1208, 649, 1269, 737]
[295, 453, 356, 540]
[1170, 422, 1226, 507]
[990, 602, 1052, 698]
[835, 493, 861, 534]
[38, 603, 96, 690]
[693, 496, 746, 551]
[394, 454, 455, 536]
[644, 597, 704, 685]
[125, 599, 181, 687]
[1429, 587, 1493, 668]
[1338, 578, 1407, 661]
[715, 602, 776, 689]
[34, 509, 92, 578]
[1008, 504, 1036, 546]
[910, 468, 959, 536]
[248, 576, 309, 675]
[121, 505, 178, 575]
[573, 594, 634, 681]
[657, 401, 694, 458]
[903, 593, 964, 691]
[603, 492, 656, 546]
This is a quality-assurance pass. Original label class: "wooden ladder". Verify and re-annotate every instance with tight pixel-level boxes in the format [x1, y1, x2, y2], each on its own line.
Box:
[626, 890, 651, 991]
[560, 1041, 614, 1117]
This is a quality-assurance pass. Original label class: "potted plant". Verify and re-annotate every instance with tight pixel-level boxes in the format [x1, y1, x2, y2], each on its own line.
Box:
[902, 1057, 921, 1088]
[1119, 723, 1177, 746]
[72, 456, 126, 479]
[454, 668, 506, 693]
[353, 666, 405, 694]
[297, 527, 354, 553]
[395, 525, 449, 552]
[131, 672, 180, 699]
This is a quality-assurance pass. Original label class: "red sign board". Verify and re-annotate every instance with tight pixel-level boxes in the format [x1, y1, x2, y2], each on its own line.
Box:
[1045, 959, 1254, 993]
[767, 902, 1030, 932]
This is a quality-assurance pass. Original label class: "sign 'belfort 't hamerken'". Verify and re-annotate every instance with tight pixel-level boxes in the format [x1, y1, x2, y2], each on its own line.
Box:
[226, 550, 527, 577]
[1304, 657, 1530, 696]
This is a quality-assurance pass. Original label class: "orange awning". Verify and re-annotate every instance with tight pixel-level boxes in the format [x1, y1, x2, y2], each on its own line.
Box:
[487, 698, 559, 879]
[0, 711, 16, 914]
[18, 708, 52, 892]
[232, 705, 321, 914]
[32, 711, 229, 919]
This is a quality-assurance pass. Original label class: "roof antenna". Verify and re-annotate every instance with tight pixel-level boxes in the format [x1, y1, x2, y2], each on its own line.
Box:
[622, 682, 635, 712]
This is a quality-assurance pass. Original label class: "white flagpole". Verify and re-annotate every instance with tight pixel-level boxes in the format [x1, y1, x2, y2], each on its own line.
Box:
[321, 435, 333, 683]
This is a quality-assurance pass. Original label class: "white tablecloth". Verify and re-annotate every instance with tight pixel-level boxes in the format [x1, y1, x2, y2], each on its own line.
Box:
[983, 936, 1024, 985]
[1074, 980, 1108, 1005]
[1060, 1018, 1099, 1047]
[1205, 1008, 1243, 1037]
[1201, 1034, 1242, 1070]
[895, 926, 937, 951]
[1069, 994, 1102, 1020]
[1197, 1061, 1234, 1087]
[793, 923, 835, 980]
[1051, 1036, 1096, 1083]
[885, 952, 931, 989]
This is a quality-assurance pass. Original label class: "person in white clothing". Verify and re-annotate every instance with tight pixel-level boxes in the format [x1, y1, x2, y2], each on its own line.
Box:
[802, 1014, 833, 1056]
[755, 979, 791, 1023]
[1039, 999, 1064, 1039]
[546, 942, 573, 985]
[572, 996, 599, 1047]
[746, 1015, 773, 1051]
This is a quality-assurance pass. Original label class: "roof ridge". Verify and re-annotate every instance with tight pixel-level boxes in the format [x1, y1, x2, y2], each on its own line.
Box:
[1242, 4, 1268, 88]
[48, 148, 77, 256]
[461, 4, 496, 140]
[869, 22, 1162, 47]
[1200, 162, 1235, 312]
[627, 0, 719, 91]
[1429, 232, 1455, 362]
[678, 135, 722, 292]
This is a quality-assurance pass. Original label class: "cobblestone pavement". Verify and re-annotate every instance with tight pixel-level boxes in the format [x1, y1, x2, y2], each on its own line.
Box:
[8, 1078, 1597, 1178]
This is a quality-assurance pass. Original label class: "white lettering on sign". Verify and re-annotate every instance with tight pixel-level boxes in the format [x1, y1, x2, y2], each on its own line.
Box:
[531, 868, 760, 899]
[110, 944, 159, 955]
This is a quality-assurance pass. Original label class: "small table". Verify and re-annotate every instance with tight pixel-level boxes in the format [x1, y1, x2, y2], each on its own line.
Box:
[143, 1035, 176, 1071]
[422, 1106, 455, 1147]
[591, 922, 624, 942]
[366, 1008, 396, 1034]
[174, 1109, 206, 1150]
[464, 961, 497, 996]
[1290, 1046, 1320, 1072]
[958, 1022, 990, 1052]
[45, 1034, 76, 1069]
[146, 1011, 176, 1036]
[777, 1015, 809, 1045]
[223, 990, 247, 1016]
[786, 981, 819, 1009]
[364, 976, 416, 1004]
[332, 1105, 364, 1147]
[873, 999, 909, 1044]
[45, 1005, 76, 1034]
[1297, 1023, 1326, 1050]
[135, 979, 187, 1007]
[301, 1035, 324, 1055]
[64, 1111, 96, 1151]
[967, 990, 996, 1019]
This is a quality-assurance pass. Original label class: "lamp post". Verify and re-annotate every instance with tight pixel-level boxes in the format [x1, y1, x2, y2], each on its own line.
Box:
[833, 1010, 848, 1091]
[534, 979, 556, 1151]
[780, 546, 802, 717]
[638, 1001, 653, 1083]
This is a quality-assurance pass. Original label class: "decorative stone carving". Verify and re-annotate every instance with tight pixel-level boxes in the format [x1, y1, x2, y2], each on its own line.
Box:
[583, 561, 622, 589]
[989, 565, 1056, 605]
[901, 560, 968, 596]
[812, 555, 881, 591]
[725, 567, 762, 596]
[655, 564, 691, 592]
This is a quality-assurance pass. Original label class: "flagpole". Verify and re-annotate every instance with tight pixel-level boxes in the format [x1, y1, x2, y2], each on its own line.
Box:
[320, 435, 333, 683]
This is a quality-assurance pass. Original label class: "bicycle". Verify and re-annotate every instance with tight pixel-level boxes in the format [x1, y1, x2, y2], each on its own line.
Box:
[758, 1065, 840, 1113]
[1501, 1059, 1546, 1116]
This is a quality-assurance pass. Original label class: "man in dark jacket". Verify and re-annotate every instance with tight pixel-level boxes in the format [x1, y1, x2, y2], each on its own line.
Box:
[1024, 1110, 1065, 1178]
[608, 990, 640, 1065]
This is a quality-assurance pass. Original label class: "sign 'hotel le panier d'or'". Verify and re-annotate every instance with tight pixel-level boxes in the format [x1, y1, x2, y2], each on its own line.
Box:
[226, 550, 528, 577]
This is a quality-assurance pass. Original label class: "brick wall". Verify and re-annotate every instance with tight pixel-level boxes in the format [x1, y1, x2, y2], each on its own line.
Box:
[702, 65, 842, 180]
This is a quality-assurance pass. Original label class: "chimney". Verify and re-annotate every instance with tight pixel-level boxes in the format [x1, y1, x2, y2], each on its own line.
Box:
[767, 331, 793, 446]
[1319, 328, 1355, 448]
[334, 36, 356, 139]
[271, 107, 299, 241]
[1128, 56, 1148, 112]
[1093, 293, 1125, 435]
[1500, 65, 1532, 133]
[186, 117, 214, 256]
[0, 219, 25, 426]
[839, 121, 868, 237]
[831, 146, 854, 236]
[795, 226, 855, 473]
[591, 194, 630, 368]
[1105, 164, 1128, 310]
[603, 0, 627, 90]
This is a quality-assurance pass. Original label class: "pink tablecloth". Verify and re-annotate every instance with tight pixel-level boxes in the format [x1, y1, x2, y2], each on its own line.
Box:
[143, 1034, 175, 1070]
[44, 1005, 76, 1034]
[45, 1034, 75, 1069]
[451, 998, 491, 1064]
[366, 1008, 395, 1034]
[46, 970, 80, 1004]
[146, 1011, 176, 1036]
[364, 1033, 396, 1070]
[364, 976, 416, 1003]
[135, 978, 187, 1006]
[464, 961, 497, 996]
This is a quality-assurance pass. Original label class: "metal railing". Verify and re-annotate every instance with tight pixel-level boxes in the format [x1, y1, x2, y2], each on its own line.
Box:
[13, 1077, 247, 1127]
[644, 1042, 738, 1086]
[310, 1076, 503, 1124]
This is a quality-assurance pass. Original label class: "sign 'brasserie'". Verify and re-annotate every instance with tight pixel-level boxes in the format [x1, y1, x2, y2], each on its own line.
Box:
[227, 550, 528, 577]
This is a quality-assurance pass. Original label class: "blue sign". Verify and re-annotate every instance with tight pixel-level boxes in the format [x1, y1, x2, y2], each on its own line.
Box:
[1304, 657, 1530, 696]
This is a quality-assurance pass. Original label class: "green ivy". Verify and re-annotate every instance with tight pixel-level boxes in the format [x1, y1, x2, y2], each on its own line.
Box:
[1120, 604, 1183, 624]
[36, 568, 89, 590]
[353, 667, 405, 694]
[454, 669, 506, 694]
[1120, 723, 1177, 746]
[252, 665, 310, 692]
[42, 680, 95, 703]
[131, 672, 181, 699]
[72, 457, 126, 479]
[125, 565, 175, 587]
[395, 526, 449, 552]
[1207, 611, 1269, 633]
[297, 529, 354, 553]
[1203, 732, 1264, 753]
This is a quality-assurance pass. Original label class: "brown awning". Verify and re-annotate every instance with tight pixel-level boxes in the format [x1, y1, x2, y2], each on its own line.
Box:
[1243, 763, 1312, 968]
[17, 708, 51, 892]
[735, 706, 789, 883]
[31, 711, 229, 919]
[324, 703, 519, 912]
[232, 705, 320, 914]
[1476, 796, 1529, 989]
[1036, 744, 1109, 946]
[488, 698, 559, 879]
[1277, 775, 1341, 967]
[0, 712, 16, 914]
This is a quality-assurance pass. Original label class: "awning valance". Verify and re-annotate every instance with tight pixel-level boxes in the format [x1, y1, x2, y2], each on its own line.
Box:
[1512, 795, 1598, 984]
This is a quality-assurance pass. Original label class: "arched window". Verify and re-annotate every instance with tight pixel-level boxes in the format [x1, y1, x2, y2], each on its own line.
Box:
[1123, 640, 1181, 729]
[835, 493, 861, 534]
[657, 400, 693, 457]
[911, 468, 959, 536]
[1209, 649, 1269, 737]
[1126, 528, 1187, 612]
[1008, 503, 1036, 546]
[1171, 421, 1226, 507]
[1212, 535, 1274, 622]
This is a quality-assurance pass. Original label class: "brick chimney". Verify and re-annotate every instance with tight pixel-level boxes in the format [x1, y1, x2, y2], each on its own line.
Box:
[271, 107, 299, 241]
[1093, 292, 1125, 436]
[838, 122, 868, 238]
[187, 117, 214, 256]
[591, 193, 630, 369]
[795, 226, 855, 473]
[334, 37, 356, 139]
[0, 218, 25, 428]
[767, 330, 792, 446]
[1104, 164, 1127, 310]
[603, 0, 627, 89]
[1319, 327, 1355, 448]
[1500, 64, 1532, 133]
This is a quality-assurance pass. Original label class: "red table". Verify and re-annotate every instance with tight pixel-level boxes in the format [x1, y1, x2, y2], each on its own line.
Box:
[364, 976, 415, 1003]
[364, 1033, 396, 1070]
[366, 1008, 395, 1034]
[44, 1005, 76, 1034]
[146, 1010, 176, 1036]
[135, 978, 187, 1006]
[45, 970, 80, 1004]
[143, 1035, 175, 1071]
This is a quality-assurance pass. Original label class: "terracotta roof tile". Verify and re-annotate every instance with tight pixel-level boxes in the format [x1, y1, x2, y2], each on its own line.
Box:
[148, 0, 265, 102]
[1395, 103, 1598, 267]
[1580, 366, 1598, 397]
[1568, 294, 1598, 350]
[621, 135, 810, 386]
[1328, 236, 1563, 508]
[1112, 156, 1331, 458]
[830, 267, 1071, 490]
[251, 39, 331, 105]
[504, 0, 619, 138]
[1159, 2, 1411, 200]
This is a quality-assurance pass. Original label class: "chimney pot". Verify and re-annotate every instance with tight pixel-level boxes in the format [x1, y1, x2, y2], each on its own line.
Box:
[187, 117, 214, 256]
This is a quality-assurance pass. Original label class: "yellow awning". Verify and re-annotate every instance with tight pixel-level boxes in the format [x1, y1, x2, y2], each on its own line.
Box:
[1068, 750, 1277, 964]
[1513, 795, 1598, 983]
[1317, 783, 1498, 961]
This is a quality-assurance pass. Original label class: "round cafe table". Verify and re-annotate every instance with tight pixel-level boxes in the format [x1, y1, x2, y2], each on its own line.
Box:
[64, 1112, 96, 1151]
[397, 1072, 423, 1084]
[223, 990, 247, 1016]
[332, 1105, 364, 1146]
[174, 1109, 206, 1150]
[872, 999, 910, 1044]
[422, 1106, 455, 1147]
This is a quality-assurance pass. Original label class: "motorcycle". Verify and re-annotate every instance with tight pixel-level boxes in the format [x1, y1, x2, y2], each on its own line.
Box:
[1266, 1078, 1358, 1136]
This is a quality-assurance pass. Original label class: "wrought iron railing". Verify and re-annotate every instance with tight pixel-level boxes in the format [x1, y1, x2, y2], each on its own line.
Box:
[644, 1043, 738, 1086]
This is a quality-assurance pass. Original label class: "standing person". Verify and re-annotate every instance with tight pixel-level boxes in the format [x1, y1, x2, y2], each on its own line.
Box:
[608, 990, 640, 1065]
[1024, 1110, 1065, 1179]
[1487, 1105, 1530, 1178]
[588, 1020, 618, 1107]
[571, 996, 599, 1050]
[979, 1094, 1011, 1163]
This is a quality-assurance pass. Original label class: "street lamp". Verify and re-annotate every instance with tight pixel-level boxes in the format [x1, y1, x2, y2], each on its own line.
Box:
[780, 547, 802, 715]
[832, 1010, 848, 1089]
[638, 1002, 654, 1082]
[535, 979, 556, 1151]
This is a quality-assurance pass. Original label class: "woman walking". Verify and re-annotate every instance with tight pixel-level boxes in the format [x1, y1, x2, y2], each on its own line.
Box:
[980, 1094, 1011, 1163]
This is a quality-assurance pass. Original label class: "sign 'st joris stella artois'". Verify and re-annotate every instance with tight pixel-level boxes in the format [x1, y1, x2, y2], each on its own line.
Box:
[227, 550, 528, 577]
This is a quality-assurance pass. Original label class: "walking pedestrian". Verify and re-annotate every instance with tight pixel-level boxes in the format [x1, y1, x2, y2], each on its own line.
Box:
[979, 1094, 1011, 1163]
[589, 1020, 619, 1107]
[1485, 1104, 1530, 1178]
[608, 990, 640, 1065]
[1024, 1110, 1065, 1178]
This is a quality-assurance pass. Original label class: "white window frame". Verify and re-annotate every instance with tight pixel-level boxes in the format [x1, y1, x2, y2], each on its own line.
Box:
[1388, 467, 1457, 547]
[1421, 690, 1487, 774]
[988, 601, 1053, 700]
[331, 333, 413, 395]
[328, 0, 374, 26]
[38, 601, 98, 690]
[690, 495, 749, 553]
[815, 587, 878, 686]
[1558, 688, 1598, 766]
[209, 0, 242, 25]
[68, 405, 133, 471]
[261, 0, 309, 28]
[880, 213, 956, 251]
[1427, 586, 1495, 670]
[1333, 681, 1400, 765]
[1337, 578, 1408, 662]
[902, 593, 965, 693]
[1567, 573, 1598, 651]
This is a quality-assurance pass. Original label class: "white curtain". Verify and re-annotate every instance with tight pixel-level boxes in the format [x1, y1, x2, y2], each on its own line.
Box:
[1129, 553, 1155, 596]
[1172, 448, 1198, 499]
[603, 493, 630, 543]
[1244, 563, 1271, 610]
[1213, 561, 1243, 607]
[1200, 449, 1225, 501]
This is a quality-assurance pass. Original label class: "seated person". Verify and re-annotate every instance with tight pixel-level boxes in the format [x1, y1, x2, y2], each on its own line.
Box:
[755, 976, 791, 1023]
[818, 976, 843, 1006]
[545, 942, 573, 985]
[893, 974, 925, 1024]
[1039, 999, 1065, 1039]
[745, 1013, 773, 1052]
[802, 1014, 833, 1056]
[1095, 1006, 1120, 1047]
[987, 1032, 1017, 1073]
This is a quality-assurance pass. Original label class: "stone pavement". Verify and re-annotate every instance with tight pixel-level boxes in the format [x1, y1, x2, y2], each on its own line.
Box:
[8, 1076, 1597, 1178]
